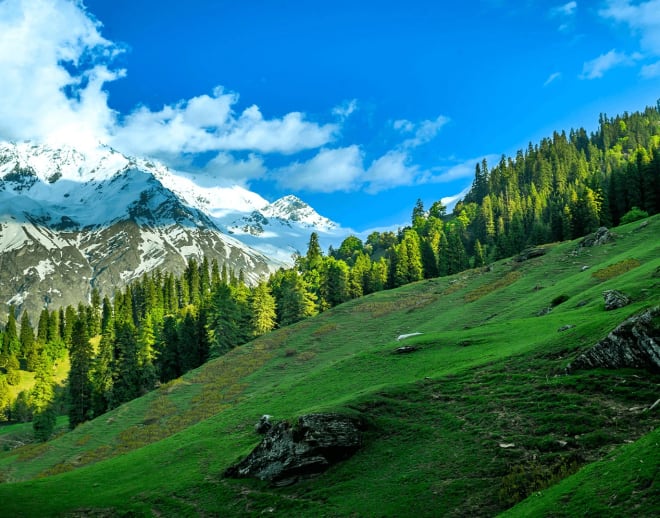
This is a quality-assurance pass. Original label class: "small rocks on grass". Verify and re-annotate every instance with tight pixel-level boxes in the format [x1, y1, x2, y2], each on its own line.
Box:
[581, 265, 590, 271]
[498, 443, 515, 448]
[537, 307, 552, 316]
[558, 324, 575, 332]
[393, 345, 418, 354]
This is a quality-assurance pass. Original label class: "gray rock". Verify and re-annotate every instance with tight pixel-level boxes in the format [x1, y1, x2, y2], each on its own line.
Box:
[603, 289, 631, 311]
[566, 307, 660, 373]
[537, 307, 552, 316]
[224, 413, 363, 483]
[255, 414, 272, 434]
[514, 247, 547, 262]
[579, 227, 613, 247]
[558, 324, 575, 332]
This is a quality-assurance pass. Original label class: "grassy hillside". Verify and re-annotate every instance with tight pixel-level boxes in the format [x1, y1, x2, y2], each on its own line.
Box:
[0, 216, 658, 517]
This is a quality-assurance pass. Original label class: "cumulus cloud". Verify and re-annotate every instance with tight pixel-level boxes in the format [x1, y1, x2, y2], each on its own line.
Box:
[273, 115, 450, 193]
[0, 0, 337, 166]
[274, 147, 420, 194]
[0, 0, 123, 150]
[203, 153, 266, 185]
[579, 49, 641, 79]
[364, 151, 419, 193]
[276, 146, 364, 193]
[112, 93, 338, 157]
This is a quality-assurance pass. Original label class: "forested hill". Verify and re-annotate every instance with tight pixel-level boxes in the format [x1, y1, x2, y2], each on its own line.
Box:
[457, 104, 660, 259]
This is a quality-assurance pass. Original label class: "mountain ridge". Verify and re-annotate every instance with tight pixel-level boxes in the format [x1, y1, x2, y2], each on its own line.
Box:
[0, 140, 344, 320]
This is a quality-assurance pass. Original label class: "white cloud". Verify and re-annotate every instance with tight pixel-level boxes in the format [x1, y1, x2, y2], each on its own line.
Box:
[543, 72, 562, 86]
[393, 119, 415, 133]
[203, 153, 266, 185]
[579, 49, 641, 79]
[400, 116, 450, 149]
[553, 1, 577, 16]
[0, 0, 337, 164]
[0, 0, 123, 150]
[332, 99, 358, 120]
[550, 1, 577, 31]
[364, 151, 419, 193]
[599, 0, 660, 55]
[273, 113, 451, 193]
[640, 60, 660, 78]
[276, 146, 364, 193]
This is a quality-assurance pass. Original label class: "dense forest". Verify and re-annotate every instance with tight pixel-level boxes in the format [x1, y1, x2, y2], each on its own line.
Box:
[0, 103, 659, 439]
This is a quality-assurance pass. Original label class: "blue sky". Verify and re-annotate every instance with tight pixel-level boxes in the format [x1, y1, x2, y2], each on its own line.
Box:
[1, 1, 659, 232]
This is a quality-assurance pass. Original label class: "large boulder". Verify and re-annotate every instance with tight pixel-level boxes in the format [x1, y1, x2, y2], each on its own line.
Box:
[566, 307, 660, 373]
[603, 289, 631, 311]
[224, 413, 363, 484]
[579, 227, 613, 247]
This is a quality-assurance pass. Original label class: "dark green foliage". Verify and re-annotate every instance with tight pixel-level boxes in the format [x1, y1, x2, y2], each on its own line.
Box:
[0, 376, 10, 421]
[207, 284, 240, 358]
[31, 352, 56, 441]
[620, 206, 649, 225]
[67, 316, 93, 428]
[551, 294, 570, 307]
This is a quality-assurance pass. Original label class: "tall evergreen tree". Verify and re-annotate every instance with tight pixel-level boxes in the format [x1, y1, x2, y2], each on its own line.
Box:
[31, 351, 56, 441]
[250, 282, 277, 337]
[67, 316, 93, 428]
[206, 284, 240, 358]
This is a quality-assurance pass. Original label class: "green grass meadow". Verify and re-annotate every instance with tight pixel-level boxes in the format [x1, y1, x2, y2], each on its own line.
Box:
[0, 216, 658, 516]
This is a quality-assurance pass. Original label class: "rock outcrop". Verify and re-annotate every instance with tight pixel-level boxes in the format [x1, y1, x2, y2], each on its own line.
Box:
[514, 247, 547, 262]
[603, 289, 631, 311]
[224, 413, 363, 484]
[566, 307, 660, 373]
[579, 227, 613, 247]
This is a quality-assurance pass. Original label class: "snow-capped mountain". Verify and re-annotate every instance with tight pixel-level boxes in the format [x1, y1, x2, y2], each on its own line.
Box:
[225, 195, 339, 264]
[0, 141, 345, 320]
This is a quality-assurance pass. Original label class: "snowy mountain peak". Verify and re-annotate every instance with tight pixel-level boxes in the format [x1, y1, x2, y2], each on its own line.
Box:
[263, 195, 337, 231]
[0, 139, 347, 320]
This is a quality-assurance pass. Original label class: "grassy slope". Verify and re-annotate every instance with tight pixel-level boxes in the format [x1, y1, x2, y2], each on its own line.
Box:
[0, 217, 658, 516]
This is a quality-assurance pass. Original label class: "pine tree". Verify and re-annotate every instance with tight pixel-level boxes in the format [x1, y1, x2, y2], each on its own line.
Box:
[250, 282, 277, 337]
[305, 232, 323, 270]
[0, 376, 10, 422]
[92, 317, 115, 415]
[206, 284, 240, 358]
[5, 306, 20, 358]
[474, 239, 486, 268]
[31, 351, 56, 441]
[112, 321, 140, 405]
[321, 257, 351, 307]
[68, 316, 93, 428]
[20, 313, 37, 371]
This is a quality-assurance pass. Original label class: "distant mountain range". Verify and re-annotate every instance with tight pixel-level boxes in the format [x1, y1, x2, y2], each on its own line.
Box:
[0, 141, 344, 320]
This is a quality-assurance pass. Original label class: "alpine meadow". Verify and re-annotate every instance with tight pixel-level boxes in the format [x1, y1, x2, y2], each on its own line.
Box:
[1, 0, 660, 516]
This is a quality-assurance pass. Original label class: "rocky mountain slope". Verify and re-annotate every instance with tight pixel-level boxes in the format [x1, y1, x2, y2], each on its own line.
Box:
[0, 141, 343, 321]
